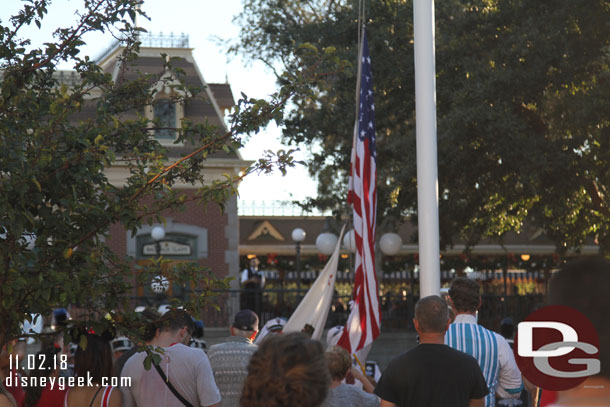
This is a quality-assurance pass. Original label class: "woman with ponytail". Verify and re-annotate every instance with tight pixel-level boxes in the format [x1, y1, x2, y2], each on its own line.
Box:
[64, 333, 121, 407]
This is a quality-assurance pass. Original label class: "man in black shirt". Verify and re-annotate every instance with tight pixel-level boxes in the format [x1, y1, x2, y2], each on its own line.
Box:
[375, 295, 489, 407]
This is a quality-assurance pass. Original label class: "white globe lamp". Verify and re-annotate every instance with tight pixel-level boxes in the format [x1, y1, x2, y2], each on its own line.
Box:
[343, 230, 356, 253]
[316, 233, 338, 255]
[291, 228, 306, 242]
[379, 232, 402, 256]
[151, 226, 166, 241]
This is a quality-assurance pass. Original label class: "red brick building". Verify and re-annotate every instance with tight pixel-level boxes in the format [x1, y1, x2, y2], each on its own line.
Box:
[95, 34, 247, 323]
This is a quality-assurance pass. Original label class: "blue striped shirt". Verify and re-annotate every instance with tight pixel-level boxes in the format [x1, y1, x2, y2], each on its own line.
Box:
[445, 314, 523, 407]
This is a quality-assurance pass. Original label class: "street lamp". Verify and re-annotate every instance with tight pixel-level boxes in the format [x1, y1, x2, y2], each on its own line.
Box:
[291, 228, 306, 291]
[150, 225, 167, 304]
[342, 230, 403, 256]
[316, 232, 338, 255]
[151, 226, 165, 257]
[379, 232, 403, 256]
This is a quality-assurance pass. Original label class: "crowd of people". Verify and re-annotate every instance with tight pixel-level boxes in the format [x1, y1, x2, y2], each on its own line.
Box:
[1, 256, 609, 407]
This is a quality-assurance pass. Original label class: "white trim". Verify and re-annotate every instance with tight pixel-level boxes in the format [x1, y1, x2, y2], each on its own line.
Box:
[105, 156, 250, 188]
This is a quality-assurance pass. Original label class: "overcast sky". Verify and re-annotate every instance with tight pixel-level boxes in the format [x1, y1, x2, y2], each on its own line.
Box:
[1, 0, 319, 206]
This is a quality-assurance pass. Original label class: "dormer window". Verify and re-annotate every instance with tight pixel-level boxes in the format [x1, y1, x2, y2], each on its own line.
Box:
[146, 79, 187, 146]
[153, 99, 177, 140]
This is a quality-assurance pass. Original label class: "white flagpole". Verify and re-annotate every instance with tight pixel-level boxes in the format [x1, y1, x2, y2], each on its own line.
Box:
[413, 0, 441, 297]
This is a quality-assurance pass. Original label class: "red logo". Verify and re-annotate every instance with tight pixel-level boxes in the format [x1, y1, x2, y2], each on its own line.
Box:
[514, 305, 600, 391]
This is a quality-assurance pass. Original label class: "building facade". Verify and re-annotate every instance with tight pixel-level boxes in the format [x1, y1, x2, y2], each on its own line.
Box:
[95, 34, 248, 324]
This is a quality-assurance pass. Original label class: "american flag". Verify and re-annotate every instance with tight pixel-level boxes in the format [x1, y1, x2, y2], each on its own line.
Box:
[338, 30, 380, 354]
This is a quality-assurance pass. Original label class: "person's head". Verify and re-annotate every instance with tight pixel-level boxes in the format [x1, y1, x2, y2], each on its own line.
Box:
[448, 277, 481, 313]
[140, 307, 161, 343]
[111, 336, 133, 360]
[414, 295, 450, 334]
[249, 257, 259, 269]
[230, 310, 259, 341]
[74, 334, 113, 384]
[24, 346, 61, 407]
[548, 256, 610, 380]
[192, 320, 205, 339]
[241, 332, 329, 407]
[159, 309, 195, 345]
[325, 346, 352, 382]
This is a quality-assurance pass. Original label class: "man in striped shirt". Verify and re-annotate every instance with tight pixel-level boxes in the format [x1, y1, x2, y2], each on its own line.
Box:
[445, 278, 523, 407]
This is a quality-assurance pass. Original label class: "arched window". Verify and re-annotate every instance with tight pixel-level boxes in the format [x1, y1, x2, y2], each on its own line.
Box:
[153, 98, 177, 140]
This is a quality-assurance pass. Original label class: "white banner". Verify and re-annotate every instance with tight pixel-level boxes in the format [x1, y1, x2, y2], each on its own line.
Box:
[283, 225, 346, 340]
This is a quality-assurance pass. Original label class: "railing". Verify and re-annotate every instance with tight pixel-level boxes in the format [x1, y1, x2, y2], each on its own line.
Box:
[139, 32, 189, 48]
[94, 32, 190, 63]
[238, 200, 332, 217]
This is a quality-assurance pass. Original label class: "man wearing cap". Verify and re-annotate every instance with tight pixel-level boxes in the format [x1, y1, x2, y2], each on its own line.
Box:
[208, 310, 259, 407]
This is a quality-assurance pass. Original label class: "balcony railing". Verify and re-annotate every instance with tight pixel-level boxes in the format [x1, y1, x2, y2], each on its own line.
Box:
[238, 200, 331, 217]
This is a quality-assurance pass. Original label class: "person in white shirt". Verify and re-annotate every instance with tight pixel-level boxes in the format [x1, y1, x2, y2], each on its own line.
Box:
[241, 258, 265, 315]
[445, 278, 523, 407]
[121, 310, 220, 407]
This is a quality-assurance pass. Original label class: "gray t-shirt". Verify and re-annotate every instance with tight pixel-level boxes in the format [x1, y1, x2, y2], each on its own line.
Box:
[322, 384, 379, 407]
[121, 343, 221, 407]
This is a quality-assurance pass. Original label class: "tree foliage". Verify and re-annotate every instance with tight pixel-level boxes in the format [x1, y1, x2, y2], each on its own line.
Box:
[0, 0, 345, 348]
[233, 0, 610, 254]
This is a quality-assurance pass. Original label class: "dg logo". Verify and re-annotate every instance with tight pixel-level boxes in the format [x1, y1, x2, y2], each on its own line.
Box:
[514, 305, 600, 391]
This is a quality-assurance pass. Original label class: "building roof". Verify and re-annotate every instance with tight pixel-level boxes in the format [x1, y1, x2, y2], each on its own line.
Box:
[208, 83, 235, 111]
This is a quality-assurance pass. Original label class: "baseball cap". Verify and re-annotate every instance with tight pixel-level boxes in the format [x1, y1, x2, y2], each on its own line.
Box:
[111, 336, 133, 353]
[232, 310, 258, 331]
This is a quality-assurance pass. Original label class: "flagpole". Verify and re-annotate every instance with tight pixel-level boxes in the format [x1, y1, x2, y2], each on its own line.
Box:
[413, 0, 441, 297]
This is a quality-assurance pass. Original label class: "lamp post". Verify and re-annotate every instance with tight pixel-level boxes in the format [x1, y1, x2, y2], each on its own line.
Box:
[291, 228, 306, 291]
[150, 226, 167, 304]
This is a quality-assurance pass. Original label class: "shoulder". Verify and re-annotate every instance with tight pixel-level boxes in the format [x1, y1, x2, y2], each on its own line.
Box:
[209, 341, 257, 359]
[0, 392, 15, 407]
[385, 350, 413, 371]
[492, 331, 511, 346]
[444, 345, 480, 364]
[329, 384, 366, 399]
[122, 351, 146, 373]
[107, 387, 122, 407]
[170, 343, 207, 358]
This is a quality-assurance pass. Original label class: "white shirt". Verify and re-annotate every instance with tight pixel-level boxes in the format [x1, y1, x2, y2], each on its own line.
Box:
[240, 268, 265, 288]
[121, 343, 221, 407]
[445, 314, 523, 407]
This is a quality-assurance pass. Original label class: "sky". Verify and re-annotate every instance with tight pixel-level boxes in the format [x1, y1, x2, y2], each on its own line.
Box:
[1, 0, 319, 207]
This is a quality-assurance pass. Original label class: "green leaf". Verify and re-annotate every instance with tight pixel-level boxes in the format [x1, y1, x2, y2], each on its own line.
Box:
[79, 335, 88, 351]
[143, 356, 152, 371]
